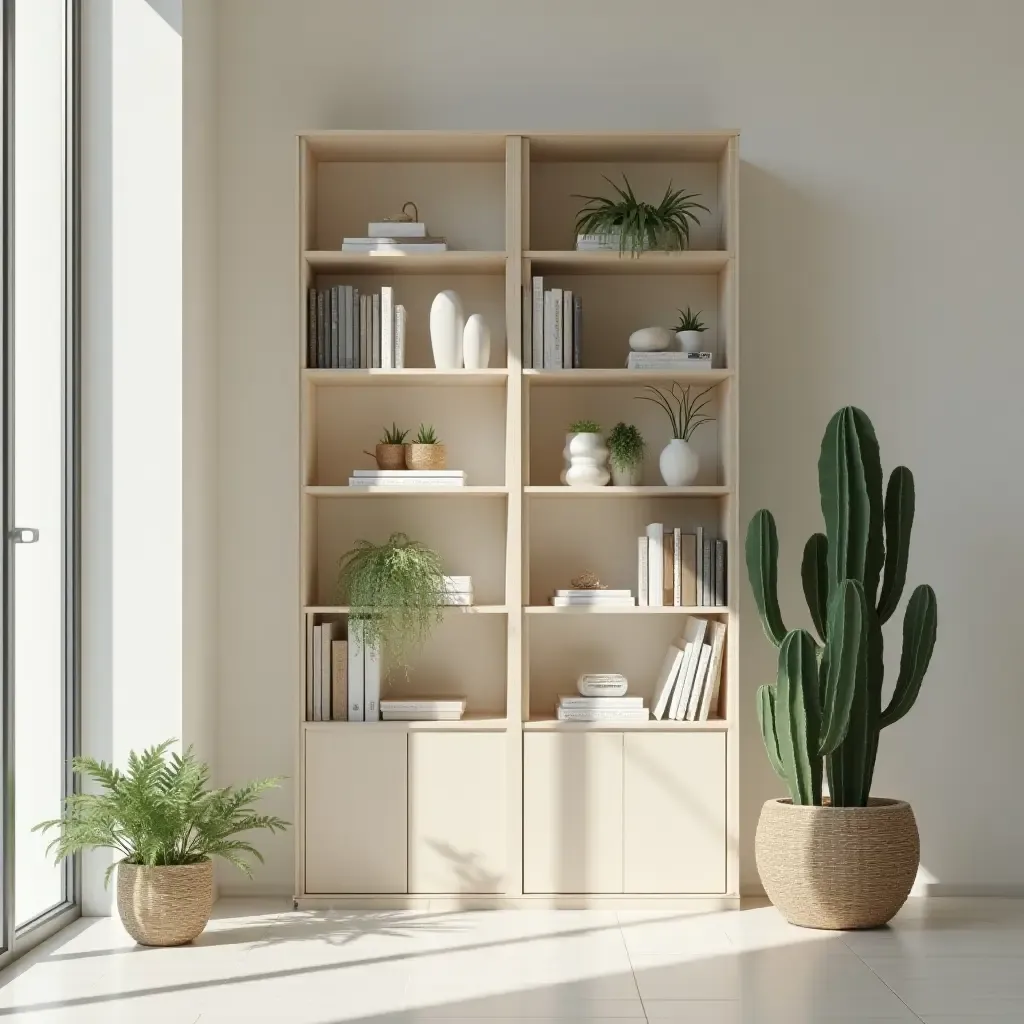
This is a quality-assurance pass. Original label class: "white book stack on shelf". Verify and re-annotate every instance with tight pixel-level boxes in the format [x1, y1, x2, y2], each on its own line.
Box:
[556, 673, 648, 721]
[342, 220, 448, 254]
[442, 575, 474, 607]
[348, 470, 467, 488]
[550, 588, 635, 608]
[381, 697, 467, 722]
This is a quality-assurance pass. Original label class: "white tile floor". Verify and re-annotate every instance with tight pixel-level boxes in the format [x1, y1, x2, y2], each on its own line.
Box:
[1, 897, 1024, 1022]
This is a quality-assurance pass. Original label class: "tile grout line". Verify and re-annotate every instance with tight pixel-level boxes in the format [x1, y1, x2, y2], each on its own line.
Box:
[845, 938, 927, 1023]
[615, 912, 652, 1022]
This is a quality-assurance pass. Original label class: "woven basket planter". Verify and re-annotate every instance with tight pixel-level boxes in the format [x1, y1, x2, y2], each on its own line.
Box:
[374, 443, 406, 470]
[755, 798, 919, 930]
[405, 443, 446, 471]
[116, 860, 215, 946]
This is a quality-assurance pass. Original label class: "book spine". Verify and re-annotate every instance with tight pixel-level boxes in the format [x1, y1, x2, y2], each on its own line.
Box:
[521, 285, 532, 369]
[358, 295, 366, 369]
[532, 277, 544, 370]
[638, 536, 649, 607]
[305, 617, 315, 720]
[673, 527, 682, 606]
[715, 539, 726, 607]
[371, 294, 380, 365]
[312, 625, 323, 722]
[316, 290, 326, 370]
[696, 525, 704, 606]
[331, 640, 348, 721]
[573, 295, 582, 369]
[559, 697, 645, 708]
[364, 639, 381, 721]
[395, 304, 406, 368]
[353, 287, 360, 366]
[663, 529, 674, 606]
[381, 286, 394, 370]
[668, 643, 693, 720]
[307, 289, 317, 368]
[556, 708, 649, 721]
[320, 623, 333, 721]
[562, 289, 573, 369]
[703, 536, 714, 608]
[347, 286, 356, 368]
[686, 643, 713, 721]
[647, 523, 664, 607]
[335, 286, 344, 368]
[550, 290, 563, 369]
[347, 621, 364, 721]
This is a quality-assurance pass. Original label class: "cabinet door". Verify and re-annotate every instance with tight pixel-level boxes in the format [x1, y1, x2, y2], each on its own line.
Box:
[523, 732, 623, 894]
[408, 733, 507, 894]
[304, 730, 407, 894]
[623, 732, 726, 894]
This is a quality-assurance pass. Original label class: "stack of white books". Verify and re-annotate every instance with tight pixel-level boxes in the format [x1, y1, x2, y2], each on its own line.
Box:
[649, 616, 728, 722]
[381, 697, 466, 721]
[348, 470, 466, 488]
[556, 694, 649, 722]
[550, 588, 635, 608]
[442, 575, 474, 607]
[342, 220, 448, 254]
[626, 351, 715, 371]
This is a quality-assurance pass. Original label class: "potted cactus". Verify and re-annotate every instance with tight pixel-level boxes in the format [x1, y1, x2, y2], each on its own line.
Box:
[746, 407, 937, 930]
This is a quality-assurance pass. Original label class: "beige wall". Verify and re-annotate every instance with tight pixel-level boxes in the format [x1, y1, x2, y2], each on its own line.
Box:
[215, 0, 1024, 894]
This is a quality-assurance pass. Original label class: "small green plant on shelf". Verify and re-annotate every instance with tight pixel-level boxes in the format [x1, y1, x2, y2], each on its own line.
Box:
[380, 423, 409, 445]
[573, 175, 709, 257]
[568, 419, 602, 434]
[607, 422, 645, 471]
[637, 383, 718, 441]
[674, 306, 707, 333]
[336, 532, 451, 663]
[413, 424, 440, 445]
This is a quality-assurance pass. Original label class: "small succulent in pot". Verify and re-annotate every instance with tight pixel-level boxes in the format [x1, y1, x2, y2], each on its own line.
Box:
[674, 306, 707, 354]
[365, 423, 408, 470]
[405, 423, 446, 470]
[606, 422, 645, 486]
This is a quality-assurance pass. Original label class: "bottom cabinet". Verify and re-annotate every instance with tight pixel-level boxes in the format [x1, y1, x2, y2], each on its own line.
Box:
[408, 732, 507, 894]
[304, 730, 408, 894]
[623, 732, 727, 894]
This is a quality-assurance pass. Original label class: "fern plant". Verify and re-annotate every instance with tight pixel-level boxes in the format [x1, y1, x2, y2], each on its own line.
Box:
[380, 423, 409, 445]
[33, 740, 287, 886]
[413, 424, 439, 445]
[636, 383, 718, 441]
[573, 175, 709, 257]
[568, 419, 602, 434]
[607, 422, 645, 470]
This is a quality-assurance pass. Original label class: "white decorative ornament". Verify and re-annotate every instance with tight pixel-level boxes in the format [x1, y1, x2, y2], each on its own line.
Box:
[562, 432, 610, 487]
[659, 438, 699, 486]
[629, 326, 674, 352]
[577, 673, 629, 697]
[676, 330, 703, 353]
[429, 290, 464, 369]
[462, 313, 491, 369]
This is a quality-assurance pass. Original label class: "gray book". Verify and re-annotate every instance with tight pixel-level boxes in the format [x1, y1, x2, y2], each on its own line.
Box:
[352, 288, 360, 367]
[340, 286, 350, 367]
[372, 293, 380, 363]
[703, 536, 714, 607]
[715, 539, 726, 607]
[307, 288, 318, 368]
[573, 295, 582, 369]
[316, 290, 326, 369]
[330, 286, 340, 368]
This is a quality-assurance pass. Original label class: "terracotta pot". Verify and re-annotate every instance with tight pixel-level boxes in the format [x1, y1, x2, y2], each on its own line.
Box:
[374, 443, 406, 470]
[116, 860, 215, 946]
[755, 797, 919, 930]
[405, 443, 446, 471]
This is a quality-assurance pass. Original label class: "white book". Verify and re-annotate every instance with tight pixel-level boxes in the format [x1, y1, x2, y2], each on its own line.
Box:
[651, 643, 686, 720]
[647, 523, 664, 607]
[353, 288, 360, 368]
[685, 642, 713, 721]
[381, 286, 394, 370]
[556, 707, 649, 722]
[551, 596, 634, 607]
[441, 592, 474, 606]
[638, 536, 649, 607]
[626, 351, 713, 364]
[364, 638, 381, 721]
[668, 642, 695, 720]
[353, 469, 465, 478]
[532, 277, 544, 370]
[394, 304, 407, 368]
[382, 710, 464, 721]
[379, 293, 391, 368]
[673, 527, 683, 607]
[556, 589, 633, 598]
[544, 289, 562, 370]
[562, 290, 573, 369]
[361, 293, 370, 368]
[371, 294, 380, 365]
[522, 285, 532, 369]
[696, 526, 704, 606]
[697, 621, 728, 720]
[342, 241, 448, 253]
[348, 478, 465, 488]
[558, 695, 646, 709]
[368, 221, 427, 238]
[359, 295, 368, 368]
[672, 617, 710, 720]
[320, 621, 337, 721]
[305, 616, 315, 721]
[347, 621, 364, 721]
[342, 286, 352, 368]
[312, 625, 323, 721]
[382, 697, 467, 711]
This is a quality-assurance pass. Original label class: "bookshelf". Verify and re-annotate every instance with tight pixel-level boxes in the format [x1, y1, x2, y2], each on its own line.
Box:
[296, 131, 739, 908]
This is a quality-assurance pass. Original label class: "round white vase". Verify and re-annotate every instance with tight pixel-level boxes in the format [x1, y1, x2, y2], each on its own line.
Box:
[676, 330, 704, 353]
[430, 290, 464, 369]
[562, 432, 610, 487]
[659, 438, 699, 486]
[610, 462, 642, 486]
[629, 326, 674, 352]
[462, 313, 491, 369]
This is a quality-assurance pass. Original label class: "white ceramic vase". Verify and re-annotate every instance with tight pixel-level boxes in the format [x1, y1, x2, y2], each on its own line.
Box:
[562, 432, 610, 487]
[462, 313, 491, 369]
[429, 290, 464, 369]
[676, 330, 704, 353]
[659, 438, 699, 486]
[610, 462, 642, 486]
[629, 326, 674, 352]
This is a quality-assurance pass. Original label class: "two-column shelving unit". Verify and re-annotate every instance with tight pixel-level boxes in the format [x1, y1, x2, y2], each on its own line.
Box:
[296, 131, 739, 907]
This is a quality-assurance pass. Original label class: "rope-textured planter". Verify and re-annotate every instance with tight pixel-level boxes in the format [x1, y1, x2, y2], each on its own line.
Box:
[405, 443, 446, 471]
[374, 444, 406, 470]
[116, 860, 215, 946]
[755, 797, 919, 930]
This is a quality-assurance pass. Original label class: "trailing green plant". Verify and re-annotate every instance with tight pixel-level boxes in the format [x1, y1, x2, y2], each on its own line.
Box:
[33, 740, 287, 886]
[573, 175, 709, 257]
[607, 422, 645, 470]
[747, 407, 938, 807]
[380, 423, 409, 445]
[636, 383, 717, 441]
[674, 306, 707, 333]
[568, 419, 602, 434]
[336, 532, 450, 662]
[412, 424, 439, 445]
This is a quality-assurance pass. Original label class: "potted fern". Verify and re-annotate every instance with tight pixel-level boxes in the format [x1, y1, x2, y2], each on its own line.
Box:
[405, 423, 446, 471]
[562, 419, 609, 487]
[747, 407, 938, 929]
[606, 422, 645, 486]
[574, 175, 709, 256]
[34, 740, 286, 946]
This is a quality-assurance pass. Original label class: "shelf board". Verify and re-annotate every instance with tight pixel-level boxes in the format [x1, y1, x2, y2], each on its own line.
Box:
[304, 604, 508, 615]
[525, 485, 730, 498]
[524, 250, 730, 275]
[525, 714, 730, 732]
[526, 131, 737, 163]
[305, 485, 508, 498]
[305, 368, 509, 388]
[303, 714, 508, 732]
[306, 250, 505, 275]
[526, 605, 729, 615]
[524, 368, 733, 387]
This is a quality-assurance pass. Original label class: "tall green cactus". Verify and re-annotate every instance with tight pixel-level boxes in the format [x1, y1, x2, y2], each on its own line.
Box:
[747, 407, 938, 806]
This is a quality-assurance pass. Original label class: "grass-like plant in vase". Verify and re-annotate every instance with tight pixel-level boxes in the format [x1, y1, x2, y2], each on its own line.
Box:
[34, 740, 286, 946]
[573, 175, 709, 257]
[673, 306, 707, 353]
[406, 423, 446, 471]
[607, 422, 645, 486]
[336, 532, 452, 664]
[636, 383, 717, 486]
[366, 423, 409, 470]
[563, 420, 609, 487]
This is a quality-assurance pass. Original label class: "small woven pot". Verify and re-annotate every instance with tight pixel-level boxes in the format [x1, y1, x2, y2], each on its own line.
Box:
[755, 798, 919, 930]
[405, 443, 446, 471]
[116, 860, 215, 946]
[374, 443, 406, 470]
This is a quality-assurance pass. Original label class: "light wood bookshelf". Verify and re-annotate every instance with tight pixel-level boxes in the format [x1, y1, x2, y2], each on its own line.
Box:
[296, 131, 739, 907]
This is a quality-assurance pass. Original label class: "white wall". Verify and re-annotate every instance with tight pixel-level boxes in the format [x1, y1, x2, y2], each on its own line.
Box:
[214, 0, 1024, 894]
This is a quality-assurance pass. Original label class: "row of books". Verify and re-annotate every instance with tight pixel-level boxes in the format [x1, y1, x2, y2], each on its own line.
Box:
[651, 617, 727, 721]
[550, 588, 635, 608]
[638, 525, 726, 608]
[523, 278, 582, 369]
[306, 621, 380, 722]
[306, 285, 406, 369]
[348, 470, 467, 488]
[556, 693, 649, 722]
[342, 220, 449, 255]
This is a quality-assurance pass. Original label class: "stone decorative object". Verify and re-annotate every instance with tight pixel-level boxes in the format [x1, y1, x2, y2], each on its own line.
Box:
[659, 438, 699, 486]
[429, 290, 464, 369]
[462, 313, 491, 369]
[576, 673, 629, 697]
[562, 432, 610, 487]
[629, 326, 674, 352]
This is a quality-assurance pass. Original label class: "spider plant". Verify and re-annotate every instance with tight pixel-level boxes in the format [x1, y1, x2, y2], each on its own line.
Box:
[636, 383, 718, 441]
[568, 419, 602, 434]
[674, 306, 707, 333]
[573, 175, 709, 257]
[380, 423, 409, 445]
[413, 424, 440, 445]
